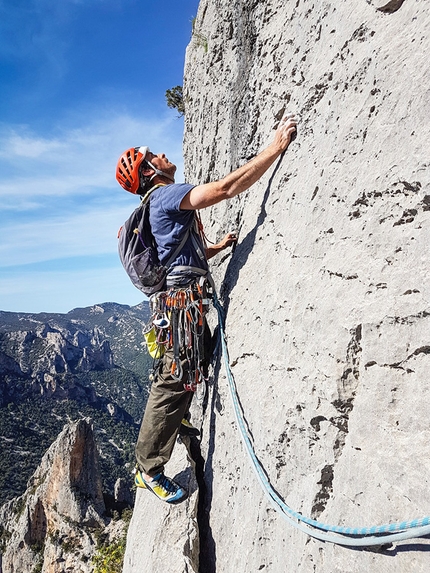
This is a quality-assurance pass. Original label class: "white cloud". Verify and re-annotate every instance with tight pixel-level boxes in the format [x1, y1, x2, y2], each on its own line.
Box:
[0, 202, 133, 266]
[0, 108, 185, 271]
[3, 133, 66, 158]
[0, 111, 184, 205]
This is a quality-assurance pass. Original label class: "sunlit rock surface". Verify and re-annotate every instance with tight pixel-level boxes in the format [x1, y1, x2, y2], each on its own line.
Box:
[124, 1, 430, 571]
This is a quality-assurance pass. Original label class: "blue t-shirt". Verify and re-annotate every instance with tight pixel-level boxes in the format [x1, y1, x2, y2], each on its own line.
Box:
[149, 183, 209, 271]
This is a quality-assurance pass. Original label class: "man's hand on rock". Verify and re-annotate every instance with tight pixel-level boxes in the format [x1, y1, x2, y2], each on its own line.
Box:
[220, 232, 238, 249]
[274, 113, 297, 151]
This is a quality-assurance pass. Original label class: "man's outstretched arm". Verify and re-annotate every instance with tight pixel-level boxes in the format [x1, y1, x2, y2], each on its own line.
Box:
[180, 115, 297, 211]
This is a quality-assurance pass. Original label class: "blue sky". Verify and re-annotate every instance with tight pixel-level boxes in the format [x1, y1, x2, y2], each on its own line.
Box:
[0, 0, 200, 313]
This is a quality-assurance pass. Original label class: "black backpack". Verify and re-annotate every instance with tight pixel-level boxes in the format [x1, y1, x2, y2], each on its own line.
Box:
[118, 199, 190, 296]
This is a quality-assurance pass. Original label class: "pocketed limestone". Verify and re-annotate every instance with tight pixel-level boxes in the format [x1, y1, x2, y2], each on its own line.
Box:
[125, 1, 430, 571]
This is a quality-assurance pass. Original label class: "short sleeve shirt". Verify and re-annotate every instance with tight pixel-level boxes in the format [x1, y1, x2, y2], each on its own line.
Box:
[149, 183, 209, 271]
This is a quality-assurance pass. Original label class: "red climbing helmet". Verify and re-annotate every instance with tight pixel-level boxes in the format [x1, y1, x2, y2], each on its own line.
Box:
[116, 146, 149, 194]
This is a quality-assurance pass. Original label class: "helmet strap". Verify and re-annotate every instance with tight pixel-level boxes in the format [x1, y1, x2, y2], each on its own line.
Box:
[147, 160, 175, 183]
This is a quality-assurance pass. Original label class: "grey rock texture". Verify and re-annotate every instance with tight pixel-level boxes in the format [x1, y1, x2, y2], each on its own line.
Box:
[122, 437, 200, 573]
[0, 419, 106, 573]
[125, 1, 430, 571]
[0, 302, 149, 507]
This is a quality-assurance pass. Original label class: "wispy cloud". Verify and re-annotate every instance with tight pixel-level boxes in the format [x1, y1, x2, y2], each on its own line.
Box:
[0, 203, 132, 266]
[0, 109, 185, 259]
[0, 0, 194, 313]
[0, 112, 184, 205]
[0, 107, 185, 313]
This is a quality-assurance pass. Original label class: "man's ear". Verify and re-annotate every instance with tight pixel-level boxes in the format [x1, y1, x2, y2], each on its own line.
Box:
[141, 165, 155, 177]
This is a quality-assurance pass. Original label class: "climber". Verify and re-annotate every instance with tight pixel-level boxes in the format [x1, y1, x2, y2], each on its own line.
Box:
[115, 113, 297, 504]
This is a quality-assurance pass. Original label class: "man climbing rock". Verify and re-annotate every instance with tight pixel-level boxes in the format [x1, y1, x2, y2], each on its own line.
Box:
[115, 113, 297, 503]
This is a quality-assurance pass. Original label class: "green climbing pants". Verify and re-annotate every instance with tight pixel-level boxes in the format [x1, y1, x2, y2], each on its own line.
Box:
[135, 324, 211, 477]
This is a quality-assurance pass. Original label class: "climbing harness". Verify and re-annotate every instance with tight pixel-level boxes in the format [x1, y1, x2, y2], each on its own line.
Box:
[212, 291, 430, 547]
[146, 279, 211, 392]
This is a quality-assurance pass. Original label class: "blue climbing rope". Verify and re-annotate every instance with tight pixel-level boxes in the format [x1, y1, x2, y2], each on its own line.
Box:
[212, 292, 430, 547]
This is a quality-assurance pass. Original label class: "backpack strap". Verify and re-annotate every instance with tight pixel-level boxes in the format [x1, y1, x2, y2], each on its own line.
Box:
[190, 227, 206, 262]
[164, 214, 207, 270]
[164, 226, 192, 269]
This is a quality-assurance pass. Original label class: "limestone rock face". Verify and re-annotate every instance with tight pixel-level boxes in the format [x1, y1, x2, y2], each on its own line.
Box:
[122, 437, 199, 573]
[0, 419, 106, 573]
[125, 1, 430, 571]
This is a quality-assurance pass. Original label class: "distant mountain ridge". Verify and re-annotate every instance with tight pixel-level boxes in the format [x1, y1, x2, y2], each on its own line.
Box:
[0, 301, 151, 505]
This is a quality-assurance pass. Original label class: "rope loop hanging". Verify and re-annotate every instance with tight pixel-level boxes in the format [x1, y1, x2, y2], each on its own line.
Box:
[212, 291, 430, 547]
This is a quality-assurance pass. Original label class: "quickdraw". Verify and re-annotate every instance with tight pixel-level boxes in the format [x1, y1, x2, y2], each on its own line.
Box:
[147, 280, 211, 391]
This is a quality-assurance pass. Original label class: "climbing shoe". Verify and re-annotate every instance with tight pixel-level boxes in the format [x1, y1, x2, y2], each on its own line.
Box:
[134, 470, 187, 504]
[179, 418, 200, 437]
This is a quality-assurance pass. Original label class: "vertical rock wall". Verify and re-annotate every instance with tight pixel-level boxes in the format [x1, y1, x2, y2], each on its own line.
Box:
[181, 0, 430, 571]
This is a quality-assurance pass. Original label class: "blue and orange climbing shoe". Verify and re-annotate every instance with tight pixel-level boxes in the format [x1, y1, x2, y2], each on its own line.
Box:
[179, 418, 200, 437]
[134, 469, 187, 504]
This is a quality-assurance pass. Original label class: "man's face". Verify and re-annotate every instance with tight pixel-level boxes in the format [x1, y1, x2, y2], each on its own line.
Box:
[146, 152, 177, 178]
